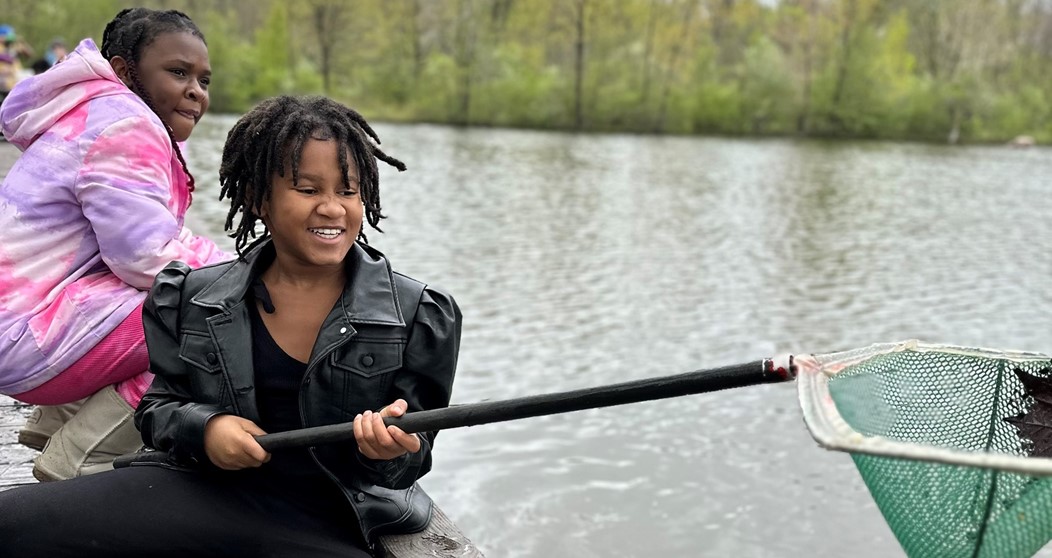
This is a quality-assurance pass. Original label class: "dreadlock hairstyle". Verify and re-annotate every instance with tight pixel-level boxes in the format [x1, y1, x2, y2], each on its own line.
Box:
[99, 8, 205, 199]
[219, 95, 407, 257]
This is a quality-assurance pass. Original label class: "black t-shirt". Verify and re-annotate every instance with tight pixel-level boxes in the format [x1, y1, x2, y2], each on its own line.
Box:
[245, 280, 349, 516]
[248, 297, 317, 477]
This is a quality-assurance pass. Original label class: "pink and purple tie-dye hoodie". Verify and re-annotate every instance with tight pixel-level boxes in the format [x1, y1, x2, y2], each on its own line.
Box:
[0, 39, 229, 395]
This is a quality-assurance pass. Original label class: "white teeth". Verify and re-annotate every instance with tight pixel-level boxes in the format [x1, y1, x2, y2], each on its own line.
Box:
[309, 228, 342, 238]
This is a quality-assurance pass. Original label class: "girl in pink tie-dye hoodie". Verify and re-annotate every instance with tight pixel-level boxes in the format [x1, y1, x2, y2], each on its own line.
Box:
[0, 8, 229, 480]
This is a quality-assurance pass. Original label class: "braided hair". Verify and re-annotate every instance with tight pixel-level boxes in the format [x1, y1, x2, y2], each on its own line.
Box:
[100, 8, 205, 198]
[219, 96, 406, 257]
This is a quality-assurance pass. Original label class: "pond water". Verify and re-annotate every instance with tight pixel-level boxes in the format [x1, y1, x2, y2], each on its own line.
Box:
[184, 116, 1052, 558]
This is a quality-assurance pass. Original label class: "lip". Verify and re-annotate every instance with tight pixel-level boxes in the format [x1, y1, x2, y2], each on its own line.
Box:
[175, 109, 200, 121]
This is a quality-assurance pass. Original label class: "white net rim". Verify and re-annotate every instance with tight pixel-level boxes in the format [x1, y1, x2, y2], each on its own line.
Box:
[797, 339, 1052, 476]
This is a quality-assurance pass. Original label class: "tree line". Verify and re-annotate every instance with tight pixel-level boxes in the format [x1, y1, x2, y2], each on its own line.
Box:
[4, 0, 1051, 143]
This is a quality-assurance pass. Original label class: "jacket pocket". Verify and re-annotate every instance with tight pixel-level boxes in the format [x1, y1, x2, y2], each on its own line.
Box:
[331, 340, 403, 378]
[178, 332, 222, 374]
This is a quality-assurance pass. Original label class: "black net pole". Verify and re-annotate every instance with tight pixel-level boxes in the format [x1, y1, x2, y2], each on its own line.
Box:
[257, 358, 791, 452]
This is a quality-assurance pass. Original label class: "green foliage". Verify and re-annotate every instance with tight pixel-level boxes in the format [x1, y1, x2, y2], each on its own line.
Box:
[899, 78, 953, 142]
[691, 80, 746, 135]
[413, 53, 460, 123]
[737, 36, 797, 134]
[5, 0, 123, 55]
[290, 63, 324, 97]
[196, 9, 257, 113]
[6, 0, 1052, 142]
[470, 44, 568, 128]
[250, 3, 292, 100]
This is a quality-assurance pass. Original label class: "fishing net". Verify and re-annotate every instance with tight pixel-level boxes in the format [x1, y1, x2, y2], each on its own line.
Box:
[798, 340, 1052, 558]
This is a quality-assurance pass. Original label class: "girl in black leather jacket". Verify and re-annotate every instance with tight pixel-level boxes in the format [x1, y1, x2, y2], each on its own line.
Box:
[0, 96, 461, 558]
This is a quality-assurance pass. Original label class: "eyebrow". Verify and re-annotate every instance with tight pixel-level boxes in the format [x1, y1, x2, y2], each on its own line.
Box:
[162, 57, 211, 73]
[294, 173, 360, 184]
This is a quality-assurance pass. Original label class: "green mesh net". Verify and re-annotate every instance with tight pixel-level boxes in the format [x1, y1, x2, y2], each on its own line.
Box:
[797, 341, 1052, 558]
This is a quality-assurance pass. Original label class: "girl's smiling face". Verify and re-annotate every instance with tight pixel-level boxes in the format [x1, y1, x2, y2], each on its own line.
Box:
[112, 31, 210, 142]
[260, 138, 364, 271]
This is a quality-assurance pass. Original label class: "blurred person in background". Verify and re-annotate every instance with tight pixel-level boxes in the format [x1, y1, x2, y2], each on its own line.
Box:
[31, 38, 67, 75]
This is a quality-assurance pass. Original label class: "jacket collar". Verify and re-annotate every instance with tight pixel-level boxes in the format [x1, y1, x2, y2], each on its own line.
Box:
[190, 239, 406, 327]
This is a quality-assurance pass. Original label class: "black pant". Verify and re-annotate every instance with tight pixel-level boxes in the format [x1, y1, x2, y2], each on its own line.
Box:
[0, 466, 371, 558]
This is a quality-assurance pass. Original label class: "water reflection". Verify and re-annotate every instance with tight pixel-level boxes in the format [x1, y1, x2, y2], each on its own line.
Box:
[185, 116, 1052, 558]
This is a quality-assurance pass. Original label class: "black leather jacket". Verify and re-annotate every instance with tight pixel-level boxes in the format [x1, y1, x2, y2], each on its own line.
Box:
[135, 239, 461, 543]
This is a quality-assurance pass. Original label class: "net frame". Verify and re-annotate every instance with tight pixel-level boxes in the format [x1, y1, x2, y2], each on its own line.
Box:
[798, 339, 1052, 476]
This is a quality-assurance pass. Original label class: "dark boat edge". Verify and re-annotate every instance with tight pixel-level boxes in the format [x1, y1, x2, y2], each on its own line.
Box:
[0, 367, 482, 555]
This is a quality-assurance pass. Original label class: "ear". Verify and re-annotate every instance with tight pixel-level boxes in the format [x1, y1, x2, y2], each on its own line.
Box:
[109, 56, 132, 87]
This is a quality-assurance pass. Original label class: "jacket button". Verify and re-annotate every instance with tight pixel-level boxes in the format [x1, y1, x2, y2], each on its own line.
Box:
[354, 492, 366, 503]
[206, 352, 217, 364]
[360, 354, 375, 367]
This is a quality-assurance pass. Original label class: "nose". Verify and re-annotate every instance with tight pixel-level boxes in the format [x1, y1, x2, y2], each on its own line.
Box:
[186, 81, 205, 102]
[316, 195, 347, 217]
